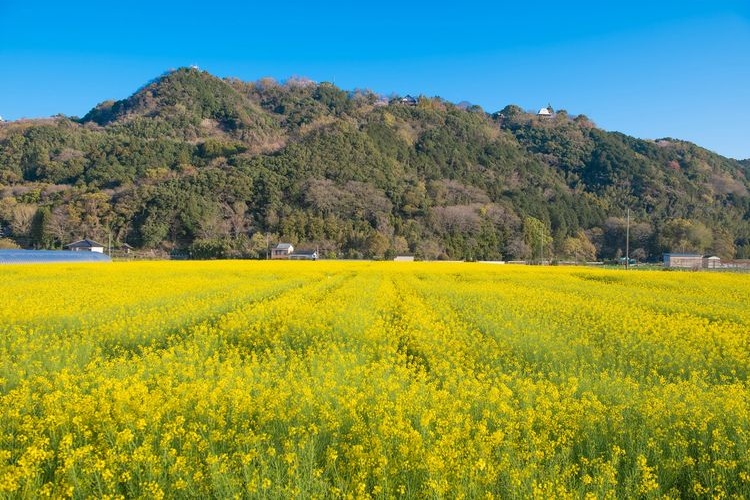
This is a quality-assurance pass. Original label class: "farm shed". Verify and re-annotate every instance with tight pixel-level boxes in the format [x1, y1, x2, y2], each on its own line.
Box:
[118, 243, 134, 255]
[289, 249, 318, 260]
[663, 253, 703, 269]
[393, 256, 415, 262]
[703, 256, 721, 269]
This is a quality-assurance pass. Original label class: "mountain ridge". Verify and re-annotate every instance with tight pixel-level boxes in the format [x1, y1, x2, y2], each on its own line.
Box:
[1, 67, 748, 260]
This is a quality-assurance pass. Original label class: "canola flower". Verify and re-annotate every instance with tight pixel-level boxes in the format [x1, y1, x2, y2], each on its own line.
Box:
[1, 261, 750, 498]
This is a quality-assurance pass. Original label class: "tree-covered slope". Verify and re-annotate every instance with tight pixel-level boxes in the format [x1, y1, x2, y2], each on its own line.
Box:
[82, 68, 283, 150]
[1, 68, 748, 260]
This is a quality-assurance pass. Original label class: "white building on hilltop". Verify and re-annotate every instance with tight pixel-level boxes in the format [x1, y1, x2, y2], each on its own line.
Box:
[537, 105, 554, 117]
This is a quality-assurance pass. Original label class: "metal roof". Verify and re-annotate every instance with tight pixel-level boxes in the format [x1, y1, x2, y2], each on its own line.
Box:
[0, 250, 111, 264]
[66, 238, 105, 248]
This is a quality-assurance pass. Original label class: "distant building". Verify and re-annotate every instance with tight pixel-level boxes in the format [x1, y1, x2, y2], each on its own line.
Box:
[393, 256, 415, 262]
[271, 243, 294, 259]
[66, 238, 105, 253]
[663, 253, 703, 269]
[118, 243, 134, 255]
[537, 105, 554, 117]
[399, 95, 419, 106]
[289, 249, 318, 260]
[723, 259, 750, 270]
[703, 256, 721, 269]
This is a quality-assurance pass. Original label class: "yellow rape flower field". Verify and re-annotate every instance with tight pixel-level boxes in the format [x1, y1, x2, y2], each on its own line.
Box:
[2, 261, 750, 499]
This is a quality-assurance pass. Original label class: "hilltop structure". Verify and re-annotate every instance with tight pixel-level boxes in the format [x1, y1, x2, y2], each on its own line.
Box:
[537, 104, 554, 117]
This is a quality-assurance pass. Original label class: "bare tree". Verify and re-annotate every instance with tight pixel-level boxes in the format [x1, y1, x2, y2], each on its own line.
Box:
[9, 203, 37, 238]
[224, 201, 249, 238]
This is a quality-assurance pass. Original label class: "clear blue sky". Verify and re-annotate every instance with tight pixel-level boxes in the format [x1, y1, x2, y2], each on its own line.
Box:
[1, 1, 749, 159]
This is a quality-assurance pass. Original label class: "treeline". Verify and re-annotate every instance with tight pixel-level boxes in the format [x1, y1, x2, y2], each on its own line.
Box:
[1, 67, 749, 260]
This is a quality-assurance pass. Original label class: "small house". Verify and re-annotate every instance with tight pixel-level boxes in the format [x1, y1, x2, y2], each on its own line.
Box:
[289, 249, 318, 261]
[663, 253, 703, 269]
[66, 238, 105, 253]
[271, 243, 294, 259]
[118, 243, 134, 255]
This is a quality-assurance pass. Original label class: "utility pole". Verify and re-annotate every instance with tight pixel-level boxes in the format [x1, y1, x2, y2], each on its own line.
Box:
[625, 207, 630, 270]
[538, 225, 543, 265]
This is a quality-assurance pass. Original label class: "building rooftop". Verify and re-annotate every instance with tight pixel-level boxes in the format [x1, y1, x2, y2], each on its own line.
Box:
[0, 249, 111, 264]
[66, 238, 105, 249]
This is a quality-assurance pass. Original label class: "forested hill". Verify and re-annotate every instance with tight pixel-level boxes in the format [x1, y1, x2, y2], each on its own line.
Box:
[1, 67, 749, 261]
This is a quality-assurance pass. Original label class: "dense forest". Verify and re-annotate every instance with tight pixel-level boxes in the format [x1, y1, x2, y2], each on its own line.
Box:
[1, 67, 749, 261]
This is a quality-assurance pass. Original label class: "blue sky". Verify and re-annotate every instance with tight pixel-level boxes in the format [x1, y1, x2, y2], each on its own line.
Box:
[1, 1, 749, 159]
